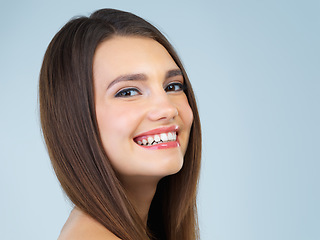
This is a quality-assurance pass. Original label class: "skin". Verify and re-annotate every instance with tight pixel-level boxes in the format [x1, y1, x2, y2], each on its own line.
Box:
[59, 36, 193, 239]
[58, 208, 121, 240]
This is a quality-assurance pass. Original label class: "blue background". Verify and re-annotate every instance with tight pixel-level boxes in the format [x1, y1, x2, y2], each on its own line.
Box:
[1, 0, 319, 239]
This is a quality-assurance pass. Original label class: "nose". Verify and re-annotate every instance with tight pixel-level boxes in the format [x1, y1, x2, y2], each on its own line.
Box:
[147, 91, 178, 122]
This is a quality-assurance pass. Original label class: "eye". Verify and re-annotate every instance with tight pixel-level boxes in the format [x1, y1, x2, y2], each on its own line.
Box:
[165, 82, 185, 93]
[115, 88, 141, 98]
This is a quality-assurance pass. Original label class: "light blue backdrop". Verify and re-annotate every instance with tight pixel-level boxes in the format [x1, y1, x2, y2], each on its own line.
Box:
[1, 0, 319, 239]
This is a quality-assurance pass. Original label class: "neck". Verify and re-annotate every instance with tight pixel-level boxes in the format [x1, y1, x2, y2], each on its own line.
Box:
[121, 176, 159, 227]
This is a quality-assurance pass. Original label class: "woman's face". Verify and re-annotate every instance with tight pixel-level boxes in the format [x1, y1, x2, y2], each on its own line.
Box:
[93, 36, 193, 182]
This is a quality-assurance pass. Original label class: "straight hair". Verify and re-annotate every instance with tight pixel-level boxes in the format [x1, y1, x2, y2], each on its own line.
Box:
[39, 8, 201, 240]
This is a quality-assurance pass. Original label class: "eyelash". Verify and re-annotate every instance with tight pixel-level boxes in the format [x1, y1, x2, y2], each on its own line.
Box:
[114, 82, 185, 98]
[115, 88, 141, 98]
[165, 82, 185, 92]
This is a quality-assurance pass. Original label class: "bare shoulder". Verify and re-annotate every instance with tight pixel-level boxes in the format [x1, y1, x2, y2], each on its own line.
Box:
[58, 207, 121, 240]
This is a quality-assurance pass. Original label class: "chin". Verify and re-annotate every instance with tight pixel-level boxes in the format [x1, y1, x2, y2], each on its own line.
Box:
[150, 155, 184, 178]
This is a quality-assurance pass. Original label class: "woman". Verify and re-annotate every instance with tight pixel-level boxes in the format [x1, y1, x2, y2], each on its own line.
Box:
[39, 8, 201, 240]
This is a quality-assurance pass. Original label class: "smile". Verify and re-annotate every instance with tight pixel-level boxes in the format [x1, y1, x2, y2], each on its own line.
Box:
[133, 126, 180, 149]
[135, 132, 177, 146]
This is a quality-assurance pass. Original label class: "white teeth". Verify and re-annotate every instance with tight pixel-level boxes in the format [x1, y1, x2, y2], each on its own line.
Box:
[167, 132, 173, 141]
[147, 136, 154, 145]
[160, 133, 168, 142]
[136, 132, 177, 146]
[154, 135, 160, 142]
[172, 132, 177, 140]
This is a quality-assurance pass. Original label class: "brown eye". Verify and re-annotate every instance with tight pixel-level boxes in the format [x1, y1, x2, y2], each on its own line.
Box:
[165, 82, 185, 92]
[115, 88, 141, 98]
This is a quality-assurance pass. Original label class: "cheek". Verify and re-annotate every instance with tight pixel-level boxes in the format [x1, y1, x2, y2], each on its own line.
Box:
[176, 96, 194, 155]
[179, 96, 194, 128]
[95, 106, 121, 151]
[95, 106, 131, 173]
[186, 104, 194, 128]
[95, 103, 143, 150]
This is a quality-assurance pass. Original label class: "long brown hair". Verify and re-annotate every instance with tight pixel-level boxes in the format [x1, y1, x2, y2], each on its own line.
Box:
[39, 8, 201, 240]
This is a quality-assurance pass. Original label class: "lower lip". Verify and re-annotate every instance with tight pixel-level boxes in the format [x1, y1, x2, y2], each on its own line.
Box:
[137, 141, 180, 150]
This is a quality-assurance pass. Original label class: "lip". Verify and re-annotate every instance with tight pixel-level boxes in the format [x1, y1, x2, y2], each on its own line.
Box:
[133, 125, 179, 139]
[138, 141, 180, 150]
[133, 125, 180, 150]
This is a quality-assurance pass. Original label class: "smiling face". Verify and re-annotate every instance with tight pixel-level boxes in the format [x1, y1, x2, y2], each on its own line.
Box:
[93, 36, 193, 182]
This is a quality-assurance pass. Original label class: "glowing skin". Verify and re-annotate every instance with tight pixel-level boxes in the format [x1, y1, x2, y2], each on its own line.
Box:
[93, 36, 193, 182]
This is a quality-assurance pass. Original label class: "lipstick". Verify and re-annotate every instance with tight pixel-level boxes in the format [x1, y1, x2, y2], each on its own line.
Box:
[133, 125, 180, 150]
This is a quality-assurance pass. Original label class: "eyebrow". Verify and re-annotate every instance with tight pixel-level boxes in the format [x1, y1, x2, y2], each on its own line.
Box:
[166, 69, 183, 78]
[107, 73, 147, 89]
[107, 69, 183, 90]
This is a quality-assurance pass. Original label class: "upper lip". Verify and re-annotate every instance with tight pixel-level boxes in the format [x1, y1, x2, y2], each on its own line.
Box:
[133, 125, 179, 139]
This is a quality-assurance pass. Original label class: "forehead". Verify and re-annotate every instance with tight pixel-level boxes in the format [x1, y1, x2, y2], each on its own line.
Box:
[93, 36, 178, 80]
